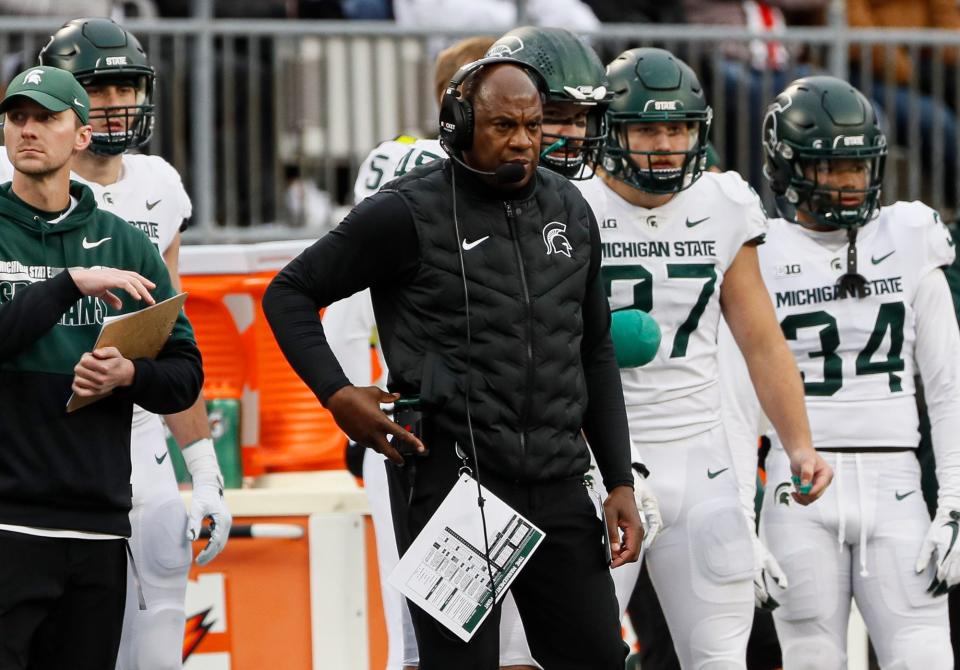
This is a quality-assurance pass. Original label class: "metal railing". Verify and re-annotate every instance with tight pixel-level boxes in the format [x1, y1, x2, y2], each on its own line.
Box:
[0, 16, 958, 238]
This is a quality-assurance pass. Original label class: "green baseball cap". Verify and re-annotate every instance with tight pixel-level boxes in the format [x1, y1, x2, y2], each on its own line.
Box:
[0, 66, 90, 124]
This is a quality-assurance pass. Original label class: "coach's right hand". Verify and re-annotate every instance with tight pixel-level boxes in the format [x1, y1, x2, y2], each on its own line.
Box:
[68, 267, 156, 309]
[326, 386, 425, 465]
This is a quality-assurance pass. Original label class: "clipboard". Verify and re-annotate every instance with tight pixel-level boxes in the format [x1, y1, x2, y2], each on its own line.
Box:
[66, 292, 188, 412]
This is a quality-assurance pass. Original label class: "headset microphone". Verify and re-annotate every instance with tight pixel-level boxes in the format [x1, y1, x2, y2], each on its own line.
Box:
[446, 150, 527, 185]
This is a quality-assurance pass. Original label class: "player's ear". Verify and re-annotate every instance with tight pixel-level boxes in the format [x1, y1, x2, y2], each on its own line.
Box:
[75, 123, 93, 152]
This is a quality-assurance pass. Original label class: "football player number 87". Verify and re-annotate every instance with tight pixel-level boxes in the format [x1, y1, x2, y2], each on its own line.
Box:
[780, 302, 905, 396]
[602, 263, 717, 358]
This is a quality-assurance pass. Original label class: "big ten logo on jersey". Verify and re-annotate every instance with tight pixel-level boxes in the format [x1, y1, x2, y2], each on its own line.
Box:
[129, 220, 161, 249]
[601, 217, 618, 229]
[183, 573, 231, 669]
[775, 263, 802, 278]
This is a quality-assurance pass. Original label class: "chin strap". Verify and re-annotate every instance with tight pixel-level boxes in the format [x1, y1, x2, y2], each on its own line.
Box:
[837, 226, 868, 299]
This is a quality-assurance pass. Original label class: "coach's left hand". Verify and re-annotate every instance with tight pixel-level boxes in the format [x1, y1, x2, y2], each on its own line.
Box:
[603, 485, 643, 568]
[72, 346, 134, 397]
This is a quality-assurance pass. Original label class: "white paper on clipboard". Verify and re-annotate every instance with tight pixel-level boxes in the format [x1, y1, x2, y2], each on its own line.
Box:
[387, 473, 545, 642]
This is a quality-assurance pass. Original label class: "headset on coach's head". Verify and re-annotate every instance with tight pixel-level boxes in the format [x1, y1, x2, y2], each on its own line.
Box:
[438, 56, 550, 152]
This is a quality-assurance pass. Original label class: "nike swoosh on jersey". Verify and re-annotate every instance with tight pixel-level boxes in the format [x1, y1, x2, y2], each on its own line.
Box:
[146, 199, 162, 210]
[686, 217, 710, 228]
[871, 250, 895, 264]
[462, 236, 489, 251]
[895, 489, 916, 501]
[155, 451, 168, 465]
[82, 236, 111, 249]
[707, 467, 728, 479]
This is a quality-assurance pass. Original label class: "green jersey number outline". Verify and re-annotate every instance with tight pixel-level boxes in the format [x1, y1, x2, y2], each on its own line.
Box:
[364, 153, 389, 190]
[363, 147, 442, 192]
[601, 262, 717, 359]
[780, 301, 905, 396]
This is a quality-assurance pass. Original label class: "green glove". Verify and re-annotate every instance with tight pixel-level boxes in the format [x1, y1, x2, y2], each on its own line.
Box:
[610, 309, 661, 368]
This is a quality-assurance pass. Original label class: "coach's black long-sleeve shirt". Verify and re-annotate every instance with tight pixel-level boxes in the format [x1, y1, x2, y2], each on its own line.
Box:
[265, 163, 634, 490]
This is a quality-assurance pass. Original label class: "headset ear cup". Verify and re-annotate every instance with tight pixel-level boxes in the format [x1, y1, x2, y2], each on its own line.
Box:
[459, 99, 474, 150]
[440, 96, 474, 151]
[439, 91, 459, 148]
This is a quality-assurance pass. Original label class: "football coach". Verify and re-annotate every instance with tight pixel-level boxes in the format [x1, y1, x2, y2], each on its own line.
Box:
[0, 66, 202, 669]
[265, 58, 641, 669]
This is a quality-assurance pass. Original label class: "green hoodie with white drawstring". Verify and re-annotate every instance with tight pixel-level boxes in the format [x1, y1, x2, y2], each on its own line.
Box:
[0, 180, 203, 536]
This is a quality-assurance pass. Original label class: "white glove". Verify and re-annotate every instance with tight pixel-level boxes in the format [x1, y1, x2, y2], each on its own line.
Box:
[632, 465, 662, 552]
[184, 438, 233, 566]
[915, 508, 960, 596]
[750, 528, 787, 610]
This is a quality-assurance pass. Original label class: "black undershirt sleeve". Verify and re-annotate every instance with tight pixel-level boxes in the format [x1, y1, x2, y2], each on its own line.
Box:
[0, 271, 83, 362]
[579, 208, 634, 492]
[121, 337, 204, 414]
[263, 191, 419, 405]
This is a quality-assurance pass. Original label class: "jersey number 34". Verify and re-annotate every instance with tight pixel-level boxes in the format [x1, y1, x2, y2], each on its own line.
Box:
[781, 302, 905, 396]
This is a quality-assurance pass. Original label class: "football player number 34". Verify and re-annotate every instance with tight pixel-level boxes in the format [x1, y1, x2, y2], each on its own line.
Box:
[602, 263, 717, 358]
[780, 302, 905, 396]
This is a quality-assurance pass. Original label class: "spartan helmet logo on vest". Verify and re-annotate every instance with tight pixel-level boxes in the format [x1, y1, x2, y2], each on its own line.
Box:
[542, 221, 573, 257]
[24, 69, 44, 85]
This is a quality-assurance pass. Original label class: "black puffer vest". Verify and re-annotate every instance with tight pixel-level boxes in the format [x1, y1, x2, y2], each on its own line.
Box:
[377, 161, 594, 482]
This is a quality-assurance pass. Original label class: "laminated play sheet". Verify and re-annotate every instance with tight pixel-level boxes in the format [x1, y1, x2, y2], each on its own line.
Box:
[388, 473, 545, 642]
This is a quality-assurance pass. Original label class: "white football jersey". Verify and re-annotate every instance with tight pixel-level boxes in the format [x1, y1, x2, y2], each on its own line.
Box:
[354, 135, 444, 203]
[760, 203, 955, 450]
[72, 154, 191, 255]
[577, 172, 768, 443]
[0, 151, 188, 254]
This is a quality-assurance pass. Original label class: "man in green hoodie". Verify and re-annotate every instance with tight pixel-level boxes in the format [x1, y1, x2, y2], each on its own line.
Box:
[0, 65, 203, 670]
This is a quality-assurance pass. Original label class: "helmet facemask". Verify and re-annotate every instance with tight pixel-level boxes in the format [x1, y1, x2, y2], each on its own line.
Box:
[603, 110, 711, 194]
[767, 141, 887, 230]
[82, 74, 155, 155]
[540, 101, 607, 180]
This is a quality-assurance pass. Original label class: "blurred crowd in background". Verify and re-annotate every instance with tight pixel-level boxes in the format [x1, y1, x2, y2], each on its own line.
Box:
[0, 0, 958, 235]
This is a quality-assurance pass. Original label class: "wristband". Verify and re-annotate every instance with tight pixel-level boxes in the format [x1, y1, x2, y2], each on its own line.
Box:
[183, 438, 222, 480]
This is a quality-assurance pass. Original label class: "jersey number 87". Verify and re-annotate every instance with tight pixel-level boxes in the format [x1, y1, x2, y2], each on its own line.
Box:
[602, 262, 717, 359]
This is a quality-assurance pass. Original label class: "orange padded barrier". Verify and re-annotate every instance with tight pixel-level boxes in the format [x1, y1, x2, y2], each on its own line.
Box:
[180, 262, 347, 476]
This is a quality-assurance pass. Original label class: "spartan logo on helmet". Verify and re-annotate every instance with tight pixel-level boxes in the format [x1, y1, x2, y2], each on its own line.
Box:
[487, 36, 524, 58]
[543, 221, 573, 258]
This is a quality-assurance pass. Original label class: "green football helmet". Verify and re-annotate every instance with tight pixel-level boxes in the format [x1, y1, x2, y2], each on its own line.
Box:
[486, 26, 612, 179]
[39, 18, 154, 155]
[602, 48, 711, 194]
[762, 76, 887, 229]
